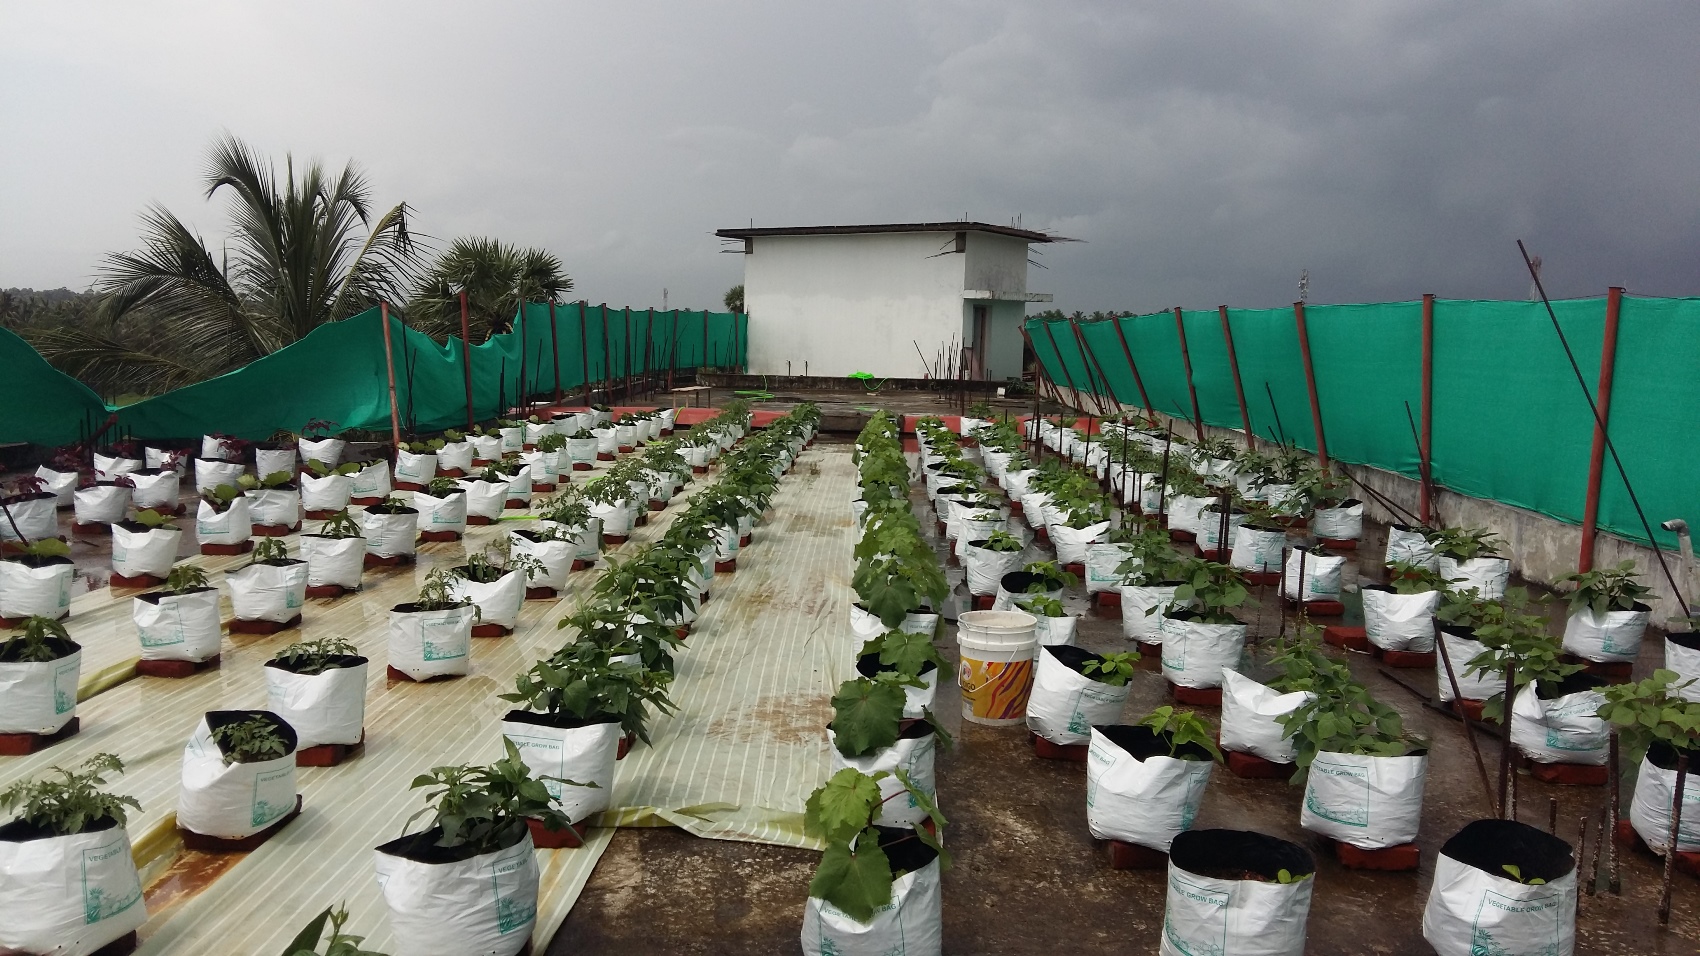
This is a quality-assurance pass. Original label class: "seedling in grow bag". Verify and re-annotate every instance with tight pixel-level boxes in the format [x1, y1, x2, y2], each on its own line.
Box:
[1454, 589, 1578, 722]
[1117, 525, 1189, 586]
[315, 509, 364, 539]
[11, 537, 71, 560]
[413, 568, 474, 614]
[364, 495, 414, 515]
[1597, 669, 1700, 758]
[304, 460, 362, 478]
[830, 676, 945, 759]
[1499, 864, 1547, 885]
[400, 739, 579, 854]
[977, 530, 1025, 553]
[250, 536, 292, 566]
[279, 904, 387, 956]
[1021, 561, 1078, 593]
[1016, 595, 1068, 618]
[1169, 557, 1255, 625]
[421, 477, 461, 499]
[210, 714, 290, 765]
[200, 483, 243, 512]
[401, 438, 446, 454]
[1276, 651, 1422, 775]
[1283, 463, 1353, 514]
[535, 432, 566, 453]
[1137, 706, 1224, 762]
[858, 628, 949, 683]
[0, 752, 139, 835]
[239, 471, 296, 491]
[803, 767, 948, 921]
[1081, 652, 1140, 686]
[0, 615, 75, 663]
[1430, 526, 1503, 561]
[270, 637, 361, 677]
[1388, 561, 1454, 593]
[559, 601, 682, 675]
[535, 491, 591, 529]
[500, 641, 674, 745]
[1559, 560, 1652, 617]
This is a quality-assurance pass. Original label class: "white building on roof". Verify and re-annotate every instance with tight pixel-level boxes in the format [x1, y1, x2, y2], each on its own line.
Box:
[714, 221, 1067, 382]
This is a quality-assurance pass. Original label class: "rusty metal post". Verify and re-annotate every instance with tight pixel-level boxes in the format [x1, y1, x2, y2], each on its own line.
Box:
[1040, 318, 1087, 411]
[379, 302, 403, 449]
[1293, 301, 1330, 468]
[1217, 305, 1253, 445]
[1172, 307, 1205, 440]
[1110, 313, 1154, 412]
[1068, 317, 1116, 416]
[1578, 287, 1624, 574]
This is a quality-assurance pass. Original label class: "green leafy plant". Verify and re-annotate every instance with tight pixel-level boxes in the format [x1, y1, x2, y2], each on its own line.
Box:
[363, 495, 413, 514]
[0, 615, 75, 662]
[315, 509, 364, 539]
[1021, 560, 1077, 592]
[1499, 864, 1547, 886]
[1168, 557, 1253, 624]
[12, 537, 72, 559]
[401, 438, 446, 454]
[1454, 589, 1578, 722]
[499, 642, 675, 744]
[304, 460, 362, 478]
[1080, 652, 1140, 686]
[1282, 463, 1353, 513]
[1430, 526, 1503, 561]
[1276, 868, 1309, 884]
[250, 536, 291, 565]
[1596, 669, 1700, 759]
[210, 714, 290, 765]
[163, 563, 211, 593]
[1137, 706, 1224, 762]
[0, 753, 141, 835]
[1016, 595, 1067, 618]
[536, 432, 567, 453]
[1276, 642, 1421, 772]
[422, 476, 461, 498]
[238, 470, 296, 490]
[413, 568, 472, 613]
[1115, 523, 1187, 586]
[804, 768, 947, 922]
[402, 739, 578, 853]
[1559, 560, 1652, 617]
[857, 628, 947, 682]
[830, 677, 911, 758]
[977, 529, 1024, 553]
[1387, 561, 1453, 594]
[270, 637, 360, 676]
[280, 905, 388, 956]
[201, 482, 242, 511]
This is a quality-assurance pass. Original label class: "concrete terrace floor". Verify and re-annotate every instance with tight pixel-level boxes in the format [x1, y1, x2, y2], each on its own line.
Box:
[557, 434, 1700, 956]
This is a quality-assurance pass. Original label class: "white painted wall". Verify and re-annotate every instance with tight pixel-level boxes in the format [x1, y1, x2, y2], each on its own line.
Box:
[744, 232, 965, 378]
[742, 229, 1040, 380]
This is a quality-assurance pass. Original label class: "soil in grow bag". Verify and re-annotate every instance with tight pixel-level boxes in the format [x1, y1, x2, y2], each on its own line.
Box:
[869, 822, 939, 874]
[1043, 644, 1118, 679]
[203, 709, 299, 755]
[1170, 828, 1316, 883]
[266, 652, 367, 675]
[0, 813, 124, 843]
[1439, 819, 1573, 883]
[855, 653, 939, 684]
[1095, 723, 1216, 763]
[0, 633, 78, 663]
[375, 824, 528, 866]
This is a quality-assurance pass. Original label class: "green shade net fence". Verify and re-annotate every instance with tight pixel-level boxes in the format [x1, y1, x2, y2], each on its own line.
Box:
[0, 305, 745, 449]
[1028, 295, 1700, 550]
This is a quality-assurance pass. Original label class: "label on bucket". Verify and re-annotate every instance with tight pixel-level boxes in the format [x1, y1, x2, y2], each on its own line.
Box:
[957, 655, 1033, 724]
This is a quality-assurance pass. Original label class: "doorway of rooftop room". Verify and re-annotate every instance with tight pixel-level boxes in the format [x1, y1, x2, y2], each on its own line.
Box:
[970, 304, 988, 379]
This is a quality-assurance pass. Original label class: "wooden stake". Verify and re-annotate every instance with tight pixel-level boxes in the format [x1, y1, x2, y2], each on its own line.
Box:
[1658, 752, 1689, 924]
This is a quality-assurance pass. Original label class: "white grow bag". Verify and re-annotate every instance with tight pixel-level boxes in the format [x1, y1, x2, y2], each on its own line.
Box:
[501, 715, 621, 824]
[1383, 525, 1437, 570]
[1085, 542, 1135, 595]
[1300, 751, 1427, 849]
[227, 561, 309, 623]
[200, 436, 235, 461]
[1166, 495, 1212, 535]
[1086, 726, 1214, 851]
[194, 457, 245, 495]
[1422, 820, 1578, 956]
[1668, 636, 1700, 703]
[0, 494, 58, 542]
[963, 543, 1025, 596]
[437, 440, 474, 474]
[1027, 646, 1132, 746]
[592, 428, 617, 457]
[1229, 524, 1287, 574]
[34, 467, 78, 507]
[1311, 501, 1364, 541]
[801, 848, 942, 956]
[827, 726, 937, 829]
[567, 436, 599, 466]
[361, 510, 417, 559]
[178, 713, 298, 839]
[1195, 509, 1248, 555]
[111, 525, 181, 579]
[1282, 549, 1344, 602]
[394, 450, 437, 485]
[298, 437, 345, 467]
[254, 448, 295, 480]
[590, 500, 634, 539]
[300, 473, 353, 512]
[510, 532, 574, 592]
[499, 426, 524, 454]
[0, 822, 147, 956]
[469, 434, 503, 462]
[196, 498, 252, 547]
[144, 448, 188, 474]
[848, 603, 939, 646]
[1118, 583, 1182, 641]
[1629, 747, 1700, 853]
[1159, 615, 1247, 689]
[1053, 521, 1110, 566]
[524, 421, 554, 446]
[1561, 605, 1650, 664]
[1022, 610, 1078, 652]
[1510, 682, 1609, 766]
[388, 604, 475, 680]
[1160, 831, 1315, 956]
[448, 570, 525, 630]
[302, 535, 365, 590]
[245, 487, 300, 528]
[265, 659, 368, 749]
[1220, 669, 1311, 765]
[504, 465, 534, 505]
[134, 588, 221, 662]
[414, 491, 468, 534]
[374, 832, 539, 956]
[1361, 587, 1441, 653]
[0, 648, 80, 734]
[350, 460, 392, 500]
[1437, 555, 1510, 601]
[92, 454, 142, 480]
[129, 470, 180, 511]
[0, 557, 75, 621]
[460, 479, 508, 521]
[1435, 630, 1502, 702]
[74, 483, 130, 526]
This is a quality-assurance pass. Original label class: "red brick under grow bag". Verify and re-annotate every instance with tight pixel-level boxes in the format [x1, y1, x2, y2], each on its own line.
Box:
[1330, 839, 1420, 871]
[528, 816, 592, 849]
[466, 514, 497, 526]
[973, 594, 996, 611]
[1169, 528, 1195, 544]
[438, 468, 466, 478]
[1243, 570, 1281, 587]
[1323, 625, 1370, 652]
[1614, 819, 1700, 877]
[1372, 645, 1435, 669]
[1092, 589, 1122, 611]
[393, 482, 426, 492]
[1168, 683, 1222, 707]
[386, 666, 458, 683]
[181, 795, 302, 853]
[88, 931, 137, 956]
[471, 622, 512, 638]
[1515, 754, 1608, 786]
[1559, 653, 1633, 683]
[739, 533, 752, 548]
[297, 733, 364, 768]
[72, 521, 111, 537]
[349, 496, 385, 507]
[136, 655, 220, 678]
[526, 586, 558, 600]
[0, 716, 80, 756]
[715, 559, 737, 573]
[571, 558, 595, 572]
[617, 733, 634, 760]
[201, 540, 254, 556]
[603, 533, 628, 546]
[1137, 642, 1163, 669]
[364, 553, 415, 569]
[1062, 562, 1085, 580]
[1196, 547, 1228, 562]
[1105, 839, 1169, 870]
[228, 614, 302, 635]
[304, 509, 340, 520]
[1318, 537, 1359, 551]
[418, 529, 462, 542]
[1031, 732, 1089, 763]
[504, 501, 529, 511]
[1452, 698, 1488, 722]
[251, 523, 299, 537]
[1286, 598, 1346, 617]
[1225, 749, 1293, 780]
[648, 499, 666, 512]
[2, 536, 67, 556]
[305, 584, 352, 599]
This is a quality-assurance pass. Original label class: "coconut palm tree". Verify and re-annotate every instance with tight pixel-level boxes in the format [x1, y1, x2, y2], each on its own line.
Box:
[31, 134, 420, 395]
[406, 238, 571, 343]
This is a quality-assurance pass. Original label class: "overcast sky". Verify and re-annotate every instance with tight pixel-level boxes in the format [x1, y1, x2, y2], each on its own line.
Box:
[3, 1, 1696, 313]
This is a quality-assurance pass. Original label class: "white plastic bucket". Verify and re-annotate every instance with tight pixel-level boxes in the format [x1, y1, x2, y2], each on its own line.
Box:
[956, 610, 1038, 726]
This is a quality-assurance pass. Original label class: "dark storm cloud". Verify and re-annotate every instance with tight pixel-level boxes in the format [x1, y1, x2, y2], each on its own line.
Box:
[2, 1, 1695, 313]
